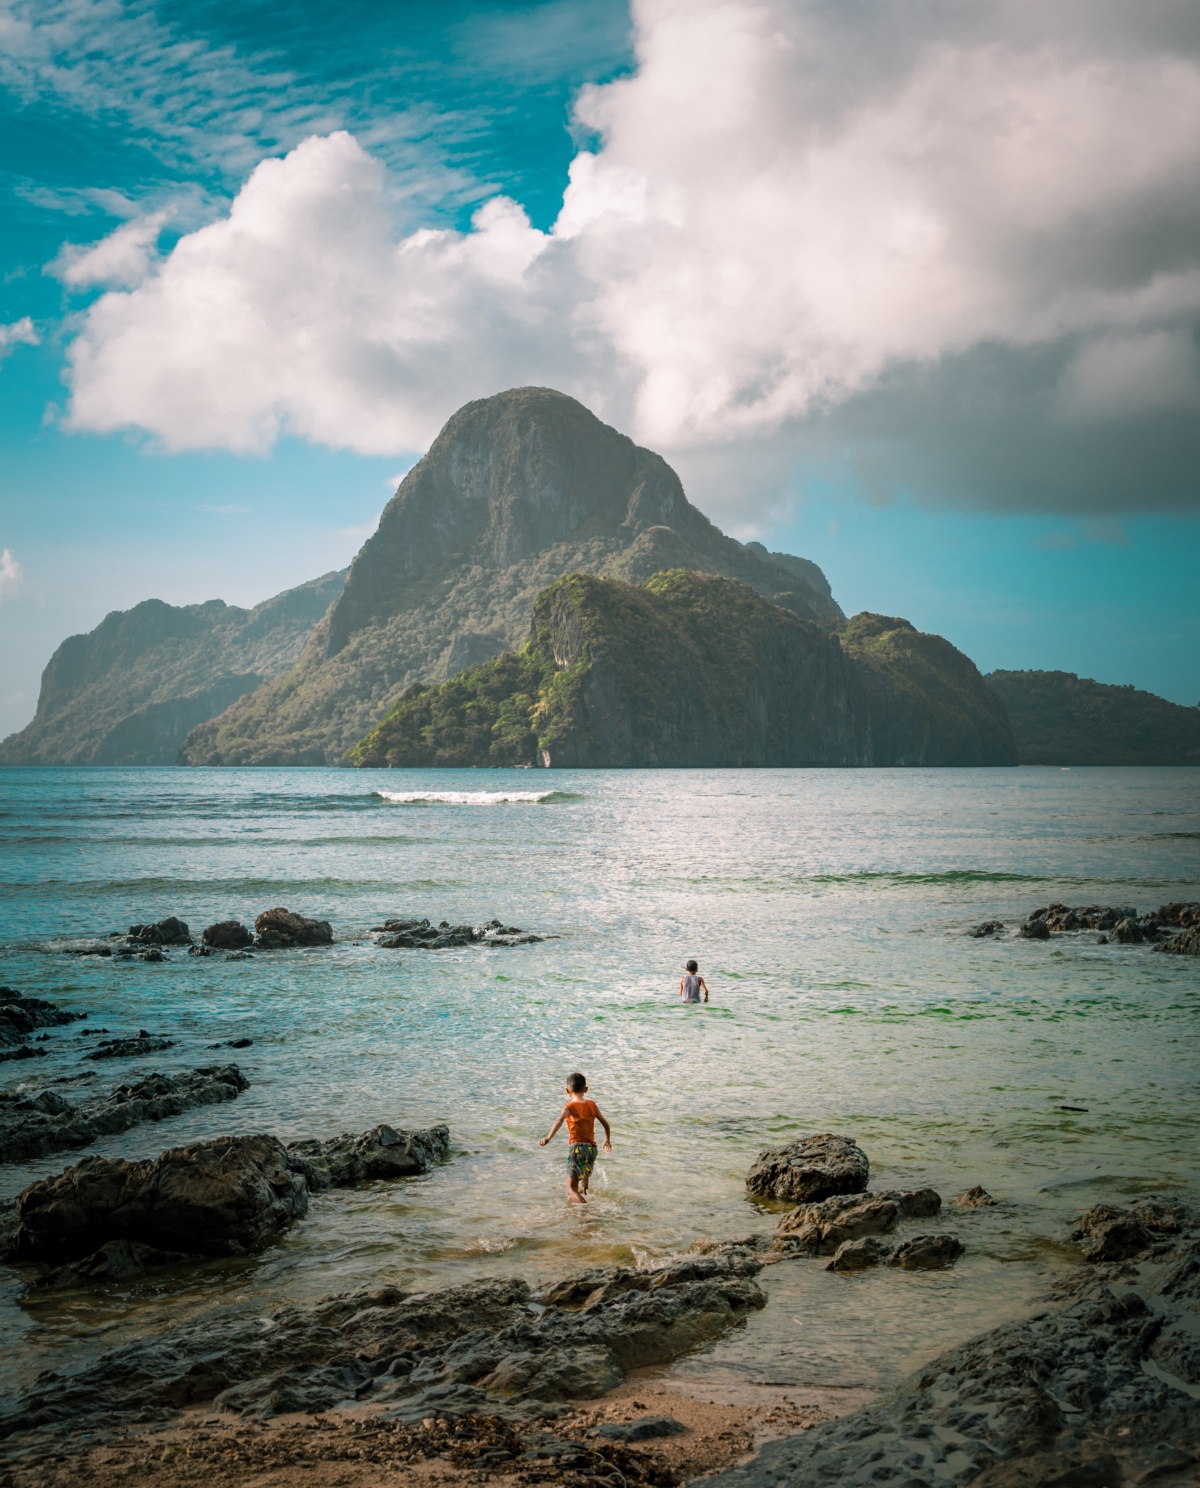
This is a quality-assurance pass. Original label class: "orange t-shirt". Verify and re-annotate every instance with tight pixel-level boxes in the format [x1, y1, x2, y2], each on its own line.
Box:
[564, 1099, 599, 1145]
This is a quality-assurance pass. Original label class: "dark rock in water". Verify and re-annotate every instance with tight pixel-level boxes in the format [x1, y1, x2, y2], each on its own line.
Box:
[1113, 916, 1144, 944]
[202, 920, 253, 950]
[887, 1234, 964, 1269]
[775, 1188, 941, 1254]
[826, 1236, 893, 1273]
[1157, 901, 1200, 930]
[1019, 918, 1050, 940]
[953, 1185, 997, 1208]
[139, 946, 165, 962]
[208, 1037, 253, 1049]
[128, 917, 191, 946]
[285, 1124, 449, 1191]
[705, 1226, 1200, 1488]
[1155, 926, 1200, 957]
[83, 1031, 175, 1060]
[36, 1238, 194, 1289]
[1073, 1201, 1186, 1263]
[0, 1065, 249, 1164]
[373, 917, 544, 950]
[970, 920, 1004, 937]
[0, 1045, 47, 1064]
[0, 989, 86, 1047]
[746, 1133, 869, 1204]
[254, 907, 333, 950]
[597, 1415, 686, 1442]
[13, 1133, 308, 1263]
[189, 944, 214, 957]
[0, 1251, 764, 1432]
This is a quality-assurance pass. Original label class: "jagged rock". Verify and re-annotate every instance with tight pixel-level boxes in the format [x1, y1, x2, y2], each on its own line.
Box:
[1075, 1203, 1163, 1263]
[704, 1233, 1200, 1488]
[207, 1037, 253, 1049]
[0, 1046, 47, 1064]
[774, 1188, 940, 1254]
[0, 989, 86, 1051]
[127, 917, 191, 946]
[373, 917, 543, 950]
[745, 1133, 869, 1204]
[286, 1124, 450, 1191]
[254, 908, 333, 949]
[202, 920, 254, 950]
[36, 1239, 193, 1289]
[140, 946, 165, 962]
[0, 1252, 765, 1432]
[825, 1236, 893, 1272]
[887, 1234, 964, 1269]
[0, 1066, 249, 1164]
[598, 1415, 686, 1442]
[13, 1133, 308, 1263]
[953, 1185, 997, 1208]
[970, 921, 1004, 937]
[1019, 918, 1050, 939]
[1155, 926, 1200, 957]
[1156, 901, 1200, 930]
[1113, 916, 1144, 944]
[83, 1031, 175, 1060]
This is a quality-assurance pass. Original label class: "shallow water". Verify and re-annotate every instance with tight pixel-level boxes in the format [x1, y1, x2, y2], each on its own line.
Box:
[1, 766, 1198, 1398]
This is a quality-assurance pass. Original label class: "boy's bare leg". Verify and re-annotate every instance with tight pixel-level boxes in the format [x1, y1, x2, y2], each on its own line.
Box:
[567, 1173, 586, 1203]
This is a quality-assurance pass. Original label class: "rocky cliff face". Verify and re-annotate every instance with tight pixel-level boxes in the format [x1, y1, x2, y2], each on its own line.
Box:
[987, 669, 1200, 765]
[0, 572, 345, 766]
[181, 388, 842, 766]
[351, 571, 1016, 770]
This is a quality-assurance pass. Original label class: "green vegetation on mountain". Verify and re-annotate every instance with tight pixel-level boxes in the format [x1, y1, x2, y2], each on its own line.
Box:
[986, 670, 1200, 765]
[0, 572, 345, 766]
[181, 388, 842, 766]
[352, 571, 1016, 769]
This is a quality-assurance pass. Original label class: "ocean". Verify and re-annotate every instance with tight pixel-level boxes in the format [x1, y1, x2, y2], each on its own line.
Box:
[1, 766, 1198, 1401]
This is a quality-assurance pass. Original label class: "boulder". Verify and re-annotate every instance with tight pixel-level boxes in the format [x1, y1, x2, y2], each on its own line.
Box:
[254, 908, 333, 950]
[0, 989, 86, 1049]
[286, 1124, 450, 1191]
[127, 917, 191, 946]
[83, 1031, 175, 1061]
[202, 920, 254, 950]
[1019, 918, 1050, 940]
[1113, 917, 1144, 944]
[1155, 926, 1200, 957]
[1156, 901, 1200, 929]
[36, 1239, 193, 1289]
[969, 921, 1004, 937]
[826, 1236, 893, 1272]
[887, 1234, 964, 1270]
[745, 1133, 869, 1204]
[1076, 1204, 1159, 1263]
[953, 1185, 997, 1208]
[598, 1415, 686, 1442]
[13, 1133, 308, 1262]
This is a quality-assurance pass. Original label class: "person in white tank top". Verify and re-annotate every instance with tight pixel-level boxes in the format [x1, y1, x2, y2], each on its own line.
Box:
[679, 958, 709, 1003]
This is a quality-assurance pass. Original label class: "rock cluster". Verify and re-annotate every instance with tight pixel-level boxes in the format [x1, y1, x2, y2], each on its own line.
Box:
[372, 917, 544, 949]
[82, 1031, 175, 1061]
[775, 1188, 946, 1261]
[745, 1133, 869, 1204]
[202, 919, 253, 950]
[0, 1252, 765, 1434]
[706, 1200, 1200, 1488]
[0, 988, 86, 1063]
[0, 1066, 248, 1165]
[4, 1123, 450, 1281]
[1008, 900, 1200, 953]
[127, 917, 192, 946]
[1073, 1195, 1191, 1263]
[253, 908, 333, 949]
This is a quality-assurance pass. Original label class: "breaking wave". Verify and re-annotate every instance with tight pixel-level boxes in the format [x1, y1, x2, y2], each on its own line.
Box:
[374, 789, 578, 806]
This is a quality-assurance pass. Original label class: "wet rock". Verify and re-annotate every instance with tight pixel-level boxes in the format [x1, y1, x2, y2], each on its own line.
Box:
[285, 1124, 450, 1191]
[953, 1185, 998, 1208]
[188, 944, 214, 957]
[128, 917, 191, 946]
[1019, 917, 1050, 939]
[825, 1236, 893, 1273]
[374, 916, 544, 950]
[887, 1234, 964, 1269]
[1155, 926, 1200, 956]
[0, 1252, 765, 1432]
[1113, 917, 1144, 944]
[254, 907, 334, 949]
[83, 1031, 175, 1060]
[597, 1415, 686, 1442]
[0, 1066, 249, 1164]
[1156, 901, 1200, 929]
[36, 1238, 193, 1289]
[207, 1037, 253, 1049]
[774, 1187, 939, 1254]
[745, 1133, 869, 1204]
[139, 946, 165, 962]
[970, 920, 1004, 937]
[13, 1133, 308, 1263]
[0, 989, 86, 1053]
[1129, 1195, 1192, 1233]
[1076, 1204, 1158, 1263]
[704, 1236, 1200, 1488]
[0, 1045, 47, 1064]
[202, 920, 253, 950]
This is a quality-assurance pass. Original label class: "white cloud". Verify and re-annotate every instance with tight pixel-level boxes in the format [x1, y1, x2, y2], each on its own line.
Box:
[54, 209, 171, 288]
[0, 316, 38, 356]
[55, 0, 1200, 511]
[0, 548, 23, 599]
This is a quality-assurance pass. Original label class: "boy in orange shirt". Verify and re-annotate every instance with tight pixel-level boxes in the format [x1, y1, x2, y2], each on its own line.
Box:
[539, 1071, 613, 1203]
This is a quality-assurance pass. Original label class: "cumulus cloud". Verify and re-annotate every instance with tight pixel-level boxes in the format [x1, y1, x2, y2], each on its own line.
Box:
[0, 316, 38, 356]
[0, 549, 23, 599]
[58, 0, 1200, 512]
[54, 210, 172, 289]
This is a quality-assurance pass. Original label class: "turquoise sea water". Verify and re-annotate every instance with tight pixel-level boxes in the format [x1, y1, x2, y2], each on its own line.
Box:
[1, 766, 1198, 1400]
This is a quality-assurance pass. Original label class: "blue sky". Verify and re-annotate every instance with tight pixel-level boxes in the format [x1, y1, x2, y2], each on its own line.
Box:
[1, 0, 1198, 738]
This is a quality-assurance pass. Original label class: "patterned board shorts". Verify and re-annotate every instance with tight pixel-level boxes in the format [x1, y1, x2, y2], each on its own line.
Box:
[568, 1142, 598, 1179]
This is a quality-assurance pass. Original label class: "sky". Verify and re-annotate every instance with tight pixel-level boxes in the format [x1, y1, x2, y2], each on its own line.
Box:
[1, 0, 1198, 739]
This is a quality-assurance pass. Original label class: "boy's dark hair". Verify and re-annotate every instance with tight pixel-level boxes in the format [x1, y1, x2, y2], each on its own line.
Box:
[566, 1072, 587, 1093]
[686, 959, 698, 973]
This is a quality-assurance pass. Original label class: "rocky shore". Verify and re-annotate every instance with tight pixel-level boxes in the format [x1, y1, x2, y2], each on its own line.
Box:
[971, 899, 1200, 954]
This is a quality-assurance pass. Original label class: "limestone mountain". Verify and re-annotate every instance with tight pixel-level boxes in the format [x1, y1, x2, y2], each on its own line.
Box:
[0, 571, 346, 766]
[180, 387, 842, 766]
[987, 670, 1200, 765]
[351, 571, 1017, 769]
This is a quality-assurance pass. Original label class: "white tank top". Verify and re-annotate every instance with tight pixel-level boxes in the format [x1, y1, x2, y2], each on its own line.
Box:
[682, 973, 702, 1002]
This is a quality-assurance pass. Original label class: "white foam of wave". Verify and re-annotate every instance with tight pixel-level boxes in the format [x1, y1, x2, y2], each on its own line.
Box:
[375, 789, 560, 806]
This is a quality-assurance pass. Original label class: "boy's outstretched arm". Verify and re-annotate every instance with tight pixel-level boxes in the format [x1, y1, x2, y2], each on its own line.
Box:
[538, 1106, 569, 1146]
[700, 976, 709, 1003]
[594, 1106, 613, 1153]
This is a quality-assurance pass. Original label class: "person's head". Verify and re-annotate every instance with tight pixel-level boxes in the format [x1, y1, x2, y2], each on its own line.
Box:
[566, 1071, 587, 1097]
[686, 959, 698, 974]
